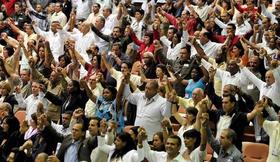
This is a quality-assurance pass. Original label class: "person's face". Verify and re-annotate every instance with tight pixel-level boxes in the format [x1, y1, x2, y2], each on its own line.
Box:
[221, 1, 228, 8]
[172, 34, 179, 45]
[50, 22, 57, 33]
[59, 57, 66, 67]
[72, 124, 84, 141]
[180, 48, 190, 61]
[121, 63, 130, 75]
[165, 138, 180, 156]
[249, 57, 259, 69]
[265, 71, 275, 86]
[167, 29, 175, 40]
[30, 118, 37, 128]
[0, 87, 8, 96]
[222, 96, 235, 113]
[88, 119, 99, 136]
[276, 1, 280, 10]
[3, 48, 9, 58]
[197, 0, 204, 6]
[184, 136, 196, 148]
[236, 15, 243, 25]
[1, 119, 8, 132]
[128, 130, 136, 140]
[226, 60, 238, 75]
[38, 47, 45, 58]
[268, 38, 276, 49]
[14, 4, 21, 13]
[62, 114, 71, 128]
[6, 152, 15, 162]
[20, 70, 30, 83]
[135, 12, 143, 21]
[219, 130, 231, 149]
[153, 134, 163, 149]
[192, 89, 203, 104]
[184, 112, 196, 124]
[67, 81, 74, 93]
[49, 71, 58, 84]
[112, 45, 121, 55]
[92, 4, 100, 13]
[31, 82, 40, 95]
[247, 1, 254, 10]
[36, 4, 42, 12]
[54, 3, 61, 13]
[226, 26, 234, 35]
[103, 88, 113, 101]
[221, 13, 229, 22]
[145, 82, 157, 99]
[231, 46, 240, 54]
[112, 28, 121, 38]
[103, 9, 110, 18]
[24, 26, 33, 35]
[156, 67, 164, 78]
[223, 85, 232, 95]
[95, 18, 104, 29]
[143, 36, 150, 45]
[114, 137, 126, 150]
[191, 69, 200, 80]
[88, 75, 97, 88]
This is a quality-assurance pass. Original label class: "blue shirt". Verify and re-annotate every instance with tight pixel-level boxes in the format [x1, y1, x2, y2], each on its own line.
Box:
[184, 79, 206, 99]
[64, 140, 81, 162]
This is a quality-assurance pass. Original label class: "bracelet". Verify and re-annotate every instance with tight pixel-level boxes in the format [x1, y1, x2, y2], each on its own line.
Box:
[171, 101, 177, 104]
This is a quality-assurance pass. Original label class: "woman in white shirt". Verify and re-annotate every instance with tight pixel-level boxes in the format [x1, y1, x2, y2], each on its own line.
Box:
[98, 132, 144, 162]
[173, 106, 198, 152]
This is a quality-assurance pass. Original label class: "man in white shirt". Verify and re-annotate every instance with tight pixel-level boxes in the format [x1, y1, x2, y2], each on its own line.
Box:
[235, 13, 252, 36]
[124, 80, 172, 141]
[102, 5, 122, 34]
[50, 2, 67, 27]
[76, 0, 92, 20]
[138, 130, 185, 162]
[15, 80, 48, 121]
[241, 65, 280, 106]
[33, 21, 65, 63]
[85, 3, 101, 25]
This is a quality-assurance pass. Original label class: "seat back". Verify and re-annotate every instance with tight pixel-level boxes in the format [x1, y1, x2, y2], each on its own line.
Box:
[242, 142, 269, 162]
[14, 110, 26, 125]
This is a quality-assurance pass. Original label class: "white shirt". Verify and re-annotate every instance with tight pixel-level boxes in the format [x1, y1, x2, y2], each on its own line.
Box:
[215, 69, 248, 94]
[235, 20, 252, 36]
[241, 67, 280, 106]
[85, 12, 101, 25]
[50, 11, 67, 27]
[111, 68, 142, 90]
[131, 19, 144, 39]
[97, 136, 144, 162]
[85, 83, 104, 118]
[178, 125, 194, 152]
[187, 4, 211, 21]
[194, 40, 224, 58]
[141, 140, 186, 162]
[76, 0, 92, 20]
[33, 26, 65, 62]
[15, 92, 48, 122]
[160, 31, 188, 60]
[124, 87, 172, 141]
[214, 18, 233, 36]
[104, 14, 118, 34]
[263, 120, 280, 162]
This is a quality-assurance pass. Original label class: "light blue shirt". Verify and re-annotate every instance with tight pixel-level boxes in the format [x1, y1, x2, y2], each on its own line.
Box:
[64, 140, 81, 162]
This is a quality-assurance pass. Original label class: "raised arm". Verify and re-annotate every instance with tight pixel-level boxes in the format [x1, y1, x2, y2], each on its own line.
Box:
[79, 79, 97, 103]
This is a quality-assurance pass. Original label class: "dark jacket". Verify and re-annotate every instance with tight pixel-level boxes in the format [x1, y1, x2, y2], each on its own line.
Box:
[42, 125, 96, 162]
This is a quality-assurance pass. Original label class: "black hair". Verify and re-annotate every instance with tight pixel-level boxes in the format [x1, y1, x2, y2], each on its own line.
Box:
[134, 9, 144, 16]
[186, 107, 198, 123]
[144, 32, 154, 44]
[111, 132, 136, 159]
[183, 129, 201, 149]
[4, 46, 14, 57]
[168, 135, 182, 148]
[31, 113, 38, 125]
[3, 116, 20, 136]
[222, 94, 236, 103]
[227, 23, 236, 31]
[104, 86, 117, 101]
[58, 54, 71, 68]
[121, 61, 132, 69]
[156, 64, 168, 76]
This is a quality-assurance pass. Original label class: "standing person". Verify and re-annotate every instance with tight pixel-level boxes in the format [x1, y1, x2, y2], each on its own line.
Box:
[123, 80, 172, 141]
[138, 128, 186, 162]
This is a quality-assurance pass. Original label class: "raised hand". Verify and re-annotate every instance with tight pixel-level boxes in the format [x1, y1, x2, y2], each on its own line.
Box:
[200, 113, 209, 127]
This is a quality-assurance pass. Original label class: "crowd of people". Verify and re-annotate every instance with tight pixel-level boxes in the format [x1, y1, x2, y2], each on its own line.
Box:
[0, 0, 279, 161]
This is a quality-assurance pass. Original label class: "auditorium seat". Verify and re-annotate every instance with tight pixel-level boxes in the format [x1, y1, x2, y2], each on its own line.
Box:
[242, 142, 269, 162]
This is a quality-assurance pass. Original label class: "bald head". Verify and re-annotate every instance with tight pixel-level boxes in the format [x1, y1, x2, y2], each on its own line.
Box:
[35, 152, 48, 162]
[192, 88, 205, 104]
